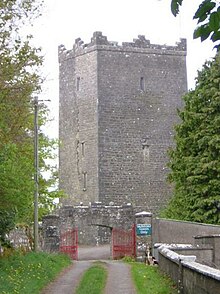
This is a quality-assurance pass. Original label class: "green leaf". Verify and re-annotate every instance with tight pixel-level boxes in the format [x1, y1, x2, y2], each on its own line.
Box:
[194, 26, 202, 39]
[198, 13, 210, 23]
[209, 11, 220, 31]
[211, 30, 220, 41]
[171, 0, 183, 17]
[194, 0, 216, 22]
[193, 24, 212, 41]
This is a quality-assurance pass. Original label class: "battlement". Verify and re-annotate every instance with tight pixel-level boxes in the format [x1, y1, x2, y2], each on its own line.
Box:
[58, 31, 187, 60]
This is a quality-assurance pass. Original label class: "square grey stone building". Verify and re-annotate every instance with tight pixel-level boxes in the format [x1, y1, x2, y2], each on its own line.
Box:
[59, 32, 187, 214]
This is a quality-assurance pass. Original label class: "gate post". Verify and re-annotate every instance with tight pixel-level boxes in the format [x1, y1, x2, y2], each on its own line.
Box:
[135, 211, 153, 262]
[42, 215, 60, 253]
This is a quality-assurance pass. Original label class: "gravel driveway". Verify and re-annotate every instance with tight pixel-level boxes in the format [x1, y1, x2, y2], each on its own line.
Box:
[41, 245, 137, 294]
[105, 261, 136, 294]
[78, 244, 111, 260]
[41, 261, 92, 294]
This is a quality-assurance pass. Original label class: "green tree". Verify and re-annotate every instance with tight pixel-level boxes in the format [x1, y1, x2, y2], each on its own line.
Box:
[171, 0, 220, 50]
[0, 0, 63, 244]
[163, 53, 220, 224]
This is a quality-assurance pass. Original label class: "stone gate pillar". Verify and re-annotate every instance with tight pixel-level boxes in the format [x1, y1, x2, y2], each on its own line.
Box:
[42, 215, 60, 253]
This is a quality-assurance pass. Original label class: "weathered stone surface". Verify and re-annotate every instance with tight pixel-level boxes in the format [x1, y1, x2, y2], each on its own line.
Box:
[59, 32, 187, 214]
[158, 245, 220, 294]
[42, 204, 135, 246]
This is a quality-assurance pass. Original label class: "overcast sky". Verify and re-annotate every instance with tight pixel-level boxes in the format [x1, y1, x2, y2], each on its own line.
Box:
[31, 0, 216, 138]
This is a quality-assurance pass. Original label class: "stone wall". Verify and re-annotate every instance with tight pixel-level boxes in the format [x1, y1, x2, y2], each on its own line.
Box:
[59, 45, 99, 206]
[59, 31, 187, 214]
[97, 33, 187, 212]
[194, 235, 220, 268]
[158, 246, 220, 294]
[42, 203, 135, 248]
[153, 218, 220, 269]
[154, 244, 215, 268]
[173, 247, 214, 268]
[153, 218, 220, 244]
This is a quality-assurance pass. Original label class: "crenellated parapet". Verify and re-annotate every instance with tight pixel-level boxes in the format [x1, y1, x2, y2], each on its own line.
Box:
[58, 31, 187, 61]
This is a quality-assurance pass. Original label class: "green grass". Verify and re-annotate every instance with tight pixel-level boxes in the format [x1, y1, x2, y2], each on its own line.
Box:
[0, 251, 71, 294]
[76, 262, 107, 294]
[130, 262, 178, 294]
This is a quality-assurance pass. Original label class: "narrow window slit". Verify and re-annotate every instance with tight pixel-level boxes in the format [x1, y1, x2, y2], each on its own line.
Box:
[83, 172, 87, 191]
[140, 77, 145, 91]
[142, 144, 150, 161]
[81, 142, 85, 157]
[76, 77, 80, 91]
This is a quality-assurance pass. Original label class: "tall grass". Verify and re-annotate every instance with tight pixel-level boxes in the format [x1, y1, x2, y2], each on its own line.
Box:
[131, 262, 178, 294]
[76, 262, 107, 294]
[0, 251, 71, 294]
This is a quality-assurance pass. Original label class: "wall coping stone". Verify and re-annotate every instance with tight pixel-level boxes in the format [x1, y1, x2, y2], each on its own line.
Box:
[155, 243, 193, 249]
[156, 218, 220, 228]
[159, 244, 220, 281]
[60, 204, 133, 210]
[135, 211, 152, 217]
[175, 246, 213, 251]
[159, 245, 196, 263]
[194, 234, 220, 239]
[182, 261, 220, 281]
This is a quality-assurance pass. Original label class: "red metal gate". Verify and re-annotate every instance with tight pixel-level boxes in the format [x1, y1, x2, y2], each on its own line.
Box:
[112, 224, 136, 259]
[59, 229, 78, 260]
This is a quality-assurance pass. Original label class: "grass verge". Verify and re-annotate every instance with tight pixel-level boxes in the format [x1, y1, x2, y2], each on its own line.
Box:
[0, 251, 71, 294]
[76, 262, 107, 294]
[130, 262, 178, 294]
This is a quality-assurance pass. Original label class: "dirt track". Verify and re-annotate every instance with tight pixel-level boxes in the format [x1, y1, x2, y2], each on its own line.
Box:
[78, 244, 111, 260]
[41, 245, 137, 294]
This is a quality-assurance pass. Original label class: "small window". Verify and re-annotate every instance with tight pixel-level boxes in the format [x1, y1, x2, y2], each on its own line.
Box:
[81, 142, 85, 157]
[76, 77, 80, 91]
[142, 144, 150, 160]
[83, 172, 87, 191]
[140, 77, 145, 91]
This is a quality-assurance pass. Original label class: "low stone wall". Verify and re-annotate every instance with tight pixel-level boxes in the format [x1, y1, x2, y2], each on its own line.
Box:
[153, 219, 220, 269]
[158, 246, 220, 294]
[6, 227, 44, 251]
[154, 243, 214, 268]
[173, 247, 214, 268]
[7, 228, 30, 249]
[194, 235, 220, 268]
[182, 262, 220, 294]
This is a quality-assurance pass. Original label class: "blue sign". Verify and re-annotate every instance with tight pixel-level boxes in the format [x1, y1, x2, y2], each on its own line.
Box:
[136, 224, 152, 236]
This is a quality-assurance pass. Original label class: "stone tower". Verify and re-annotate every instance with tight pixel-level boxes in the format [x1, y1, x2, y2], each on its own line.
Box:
[59, 32, 187, 214]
